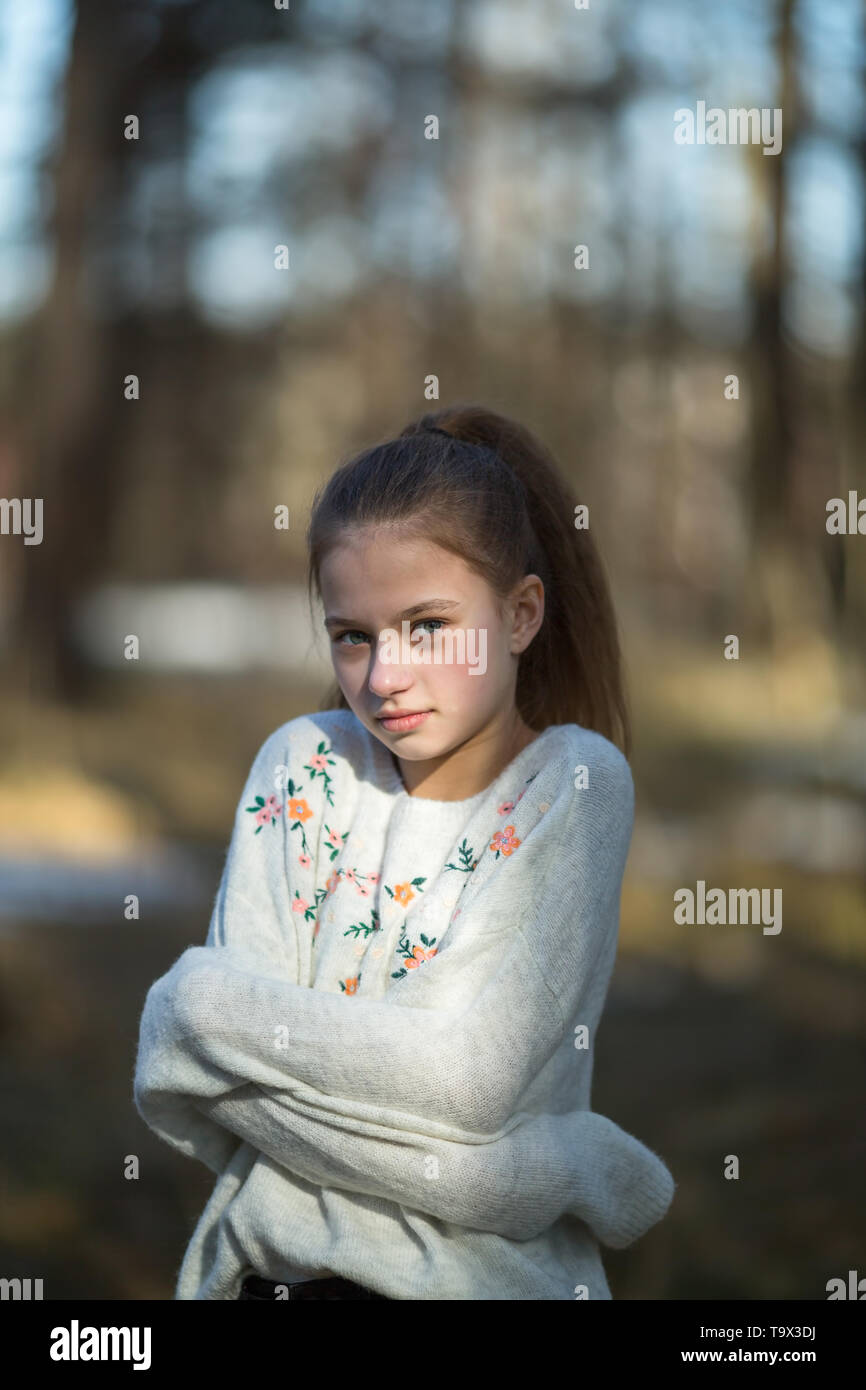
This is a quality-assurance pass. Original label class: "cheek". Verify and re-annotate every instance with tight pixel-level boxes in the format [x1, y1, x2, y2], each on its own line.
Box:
[433, 662, 471, 691]
[430, 640, 499, 696]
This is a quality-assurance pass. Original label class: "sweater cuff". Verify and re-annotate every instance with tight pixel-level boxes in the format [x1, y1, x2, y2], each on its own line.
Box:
[583, 1113, 676, 1248]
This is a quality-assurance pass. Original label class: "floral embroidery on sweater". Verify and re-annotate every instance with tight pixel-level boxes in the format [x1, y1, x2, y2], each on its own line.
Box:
[324, 824, 350, 863]
[489, 824, 521, 858]
[305, 742, 337, 807]
[318, 867, 380, 907]
[391, 931, 438, 980]
[285, 781, 316, 857]
[384, 877, 426, 908]
[343, 908, 382, 941]
[246, 794, 283, 832]
[444, 839, 479, 874]
[340, 867, 380, 896]
[246, 744, 544, 996]
[291, 886, 330, 931]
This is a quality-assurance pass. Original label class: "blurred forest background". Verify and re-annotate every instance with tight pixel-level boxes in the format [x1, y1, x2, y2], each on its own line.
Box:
[0, 0, 864, 1300]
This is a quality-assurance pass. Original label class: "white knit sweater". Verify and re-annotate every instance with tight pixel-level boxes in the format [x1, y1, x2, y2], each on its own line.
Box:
[133, 708, 675, 1300]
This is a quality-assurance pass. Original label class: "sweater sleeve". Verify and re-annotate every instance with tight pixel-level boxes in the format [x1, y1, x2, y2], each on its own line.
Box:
[135, 933, 674, 1247]
[139, 738, 637, 1134]
[190, 1084, 674, 1247]
[130, 720, 304, 1176]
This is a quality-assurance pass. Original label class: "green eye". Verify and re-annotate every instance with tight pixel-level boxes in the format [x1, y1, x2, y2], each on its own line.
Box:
[334, 618, 446, 647]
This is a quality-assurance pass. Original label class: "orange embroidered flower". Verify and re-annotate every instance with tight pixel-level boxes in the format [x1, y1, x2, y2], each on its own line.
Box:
[489, 825, 521, 857]
[342, 976, 360, 995]
[288, 797, 313, 823]
[391, 929, 436, 979]
[405, 945, 437, 969]
[324, 870, 340, 895]
[392, 882, 415, 907]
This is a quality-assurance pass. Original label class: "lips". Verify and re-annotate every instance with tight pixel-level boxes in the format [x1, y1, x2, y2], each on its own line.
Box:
[376, 710, 432, 732]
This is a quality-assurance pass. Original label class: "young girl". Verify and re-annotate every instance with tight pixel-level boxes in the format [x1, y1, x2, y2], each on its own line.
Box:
[134, 403, 675, 1301]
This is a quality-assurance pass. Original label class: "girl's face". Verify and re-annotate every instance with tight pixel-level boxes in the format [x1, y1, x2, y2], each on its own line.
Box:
[320, 528, 544, 762]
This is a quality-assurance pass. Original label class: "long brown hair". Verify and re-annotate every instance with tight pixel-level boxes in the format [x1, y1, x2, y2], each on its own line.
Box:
[306, 403, 631, 757]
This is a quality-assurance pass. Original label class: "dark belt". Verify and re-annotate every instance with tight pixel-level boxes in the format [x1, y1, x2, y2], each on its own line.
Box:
[240, 1273, 389, 1301]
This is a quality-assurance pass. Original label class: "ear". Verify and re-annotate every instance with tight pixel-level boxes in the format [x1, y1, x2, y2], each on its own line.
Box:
[510, 574, 545, 652]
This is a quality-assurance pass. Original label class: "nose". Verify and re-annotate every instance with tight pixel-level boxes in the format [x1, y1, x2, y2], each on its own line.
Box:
[367, 633, 413, 698]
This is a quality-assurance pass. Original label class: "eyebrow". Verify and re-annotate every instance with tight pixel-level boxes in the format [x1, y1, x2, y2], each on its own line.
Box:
[323, 598, 461, 630]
